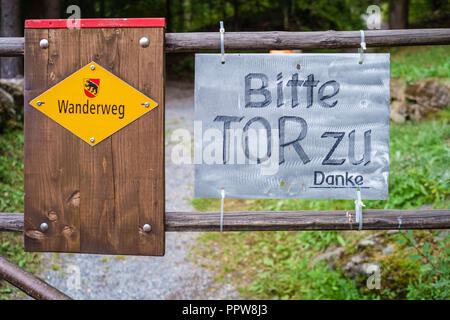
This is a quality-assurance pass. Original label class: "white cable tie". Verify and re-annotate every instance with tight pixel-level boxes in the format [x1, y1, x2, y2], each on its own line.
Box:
[355, 189, 366, 230]
[220, 21, 225, 64]
[220, 188, 225, 232]
[359, 30, 366, 64]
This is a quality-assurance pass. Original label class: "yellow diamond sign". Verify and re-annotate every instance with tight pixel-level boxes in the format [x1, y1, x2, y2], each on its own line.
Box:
[29, 61, 158, 146]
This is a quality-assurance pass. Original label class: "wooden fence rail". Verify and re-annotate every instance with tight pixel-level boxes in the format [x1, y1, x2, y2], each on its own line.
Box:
[165, 29, 450, 52]
[0, 29, 448, 233]
[0, 27, 449, 300]
[1, 210, 450, 233]
[0, 28, 449, 56]
[0, 255, 71, 300]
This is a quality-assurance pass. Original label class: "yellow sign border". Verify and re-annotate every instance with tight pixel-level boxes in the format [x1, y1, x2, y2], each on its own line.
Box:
[29, 61, 159, 146]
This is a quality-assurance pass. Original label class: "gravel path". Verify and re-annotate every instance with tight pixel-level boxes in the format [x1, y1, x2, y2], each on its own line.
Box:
[39, 86, 239, 300]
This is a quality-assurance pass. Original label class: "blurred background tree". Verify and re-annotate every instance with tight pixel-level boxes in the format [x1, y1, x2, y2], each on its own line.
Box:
[0, 0, 449, 77]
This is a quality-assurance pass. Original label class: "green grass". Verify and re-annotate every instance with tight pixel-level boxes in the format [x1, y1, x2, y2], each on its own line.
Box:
[191, 45, 450, 300]
[0, 127, 42, 300]
[193, 113, 450, 212]
[0, 129, 24, 213]
[0, 45, 448, 300]
[390, 45, 450, 83]
[191, 112, 449, 300]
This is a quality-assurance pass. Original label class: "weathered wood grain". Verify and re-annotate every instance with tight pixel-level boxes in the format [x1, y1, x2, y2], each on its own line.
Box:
[110, 28, 141, 255]
[0, 37, 23, 56]
[25, 28, 82, 253]
[24, 27, 165, 255]
[136, 27, 165, 255]
[0, 255, 71, 300]
[164, 210, 450, 231]
[78, 28, 118, 254]
[2, 29, 449, 56]
[0, 212, 23, 232]
[4, 210, 449, 233]
[24, 28, 49, 252]
[164, 29, 450, 52]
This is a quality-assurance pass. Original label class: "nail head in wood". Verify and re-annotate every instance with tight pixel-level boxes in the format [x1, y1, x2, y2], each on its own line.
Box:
[39, 39, 49, 49]
[143, 224, 152, 232]
[139, 37, 150, 48]
[40, 223, 48, 232]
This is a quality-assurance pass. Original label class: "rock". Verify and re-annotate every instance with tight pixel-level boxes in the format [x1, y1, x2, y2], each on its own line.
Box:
[382, 244, 394, 255]
[343, 255, 376, 278]
[359, 262, 380, 275]
[405, 78, 450, 109]
[0, 87, 15, 107]
[434, 230, 449, 243]
[313, 247, 344, 264]
[0, 78, 24, 106]
[0, 87, 16, 129]
[390, 78, 405, 101]
[390, 100, 407, 123]
[387, 230, 399, 235]
[357, 238, 376, 248]
[389, 78, 449, 122]
[0, 78, 24, 129]
[350, 255, 364, 264]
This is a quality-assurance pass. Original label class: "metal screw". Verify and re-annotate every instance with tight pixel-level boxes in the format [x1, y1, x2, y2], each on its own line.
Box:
[89, 137, 95, 143]
[36, 101, 44, 106]
[40, 222, 48, 232]
[39, 39, 49, 49]
[139, 37, 150, 48]
[143, 102, 150, 107]
[90, 65, 95, 70]
[143, 224, 152, 232]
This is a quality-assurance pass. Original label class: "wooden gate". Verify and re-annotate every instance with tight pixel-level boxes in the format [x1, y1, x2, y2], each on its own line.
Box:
[24, 18, 165, 256]
[0, 19, 449, 299]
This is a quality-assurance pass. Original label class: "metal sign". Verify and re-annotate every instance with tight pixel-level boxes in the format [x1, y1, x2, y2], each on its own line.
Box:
[30, 61, 158, 146]
[194, 54, 390, 200]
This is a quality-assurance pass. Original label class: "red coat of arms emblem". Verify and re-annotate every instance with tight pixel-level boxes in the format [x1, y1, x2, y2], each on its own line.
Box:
[84, 78, 100, 98]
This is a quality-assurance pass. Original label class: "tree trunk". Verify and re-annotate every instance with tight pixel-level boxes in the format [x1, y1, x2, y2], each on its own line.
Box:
[1, 0, 22, 78]
[179, 0, 185, 32]
[43, 0, 60, 18]
[282, 0, 289, 30]
[389, 0, 409, 29]
[100, 0, 105, 17]
[233, 0, 239, 31]
[166, 0, 172, 32]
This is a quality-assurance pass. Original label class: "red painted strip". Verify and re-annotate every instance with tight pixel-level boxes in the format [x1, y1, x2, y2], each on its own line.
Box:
[25, 18, 165, 29]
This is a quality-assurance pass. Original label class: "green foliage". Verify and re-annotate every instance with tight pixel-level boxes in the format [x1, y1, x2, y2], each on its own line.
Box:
[58, 0, 449, 33]
[402, 231, 450, 300]
[367, 115, 449, 210]
[192, 111, 450, 300]
[205, 113, 449, 213]
[408, 0, 450, 27]
[191, 39, 450, 300]
[0, 128, 42, 300]
[390, 46, 450, 83]
[0, 129, 24, 213]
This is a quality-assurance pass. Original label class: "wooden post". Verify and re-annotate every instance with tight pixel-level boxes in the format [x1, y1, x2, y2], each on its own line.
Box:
[23, 18, 165, 256]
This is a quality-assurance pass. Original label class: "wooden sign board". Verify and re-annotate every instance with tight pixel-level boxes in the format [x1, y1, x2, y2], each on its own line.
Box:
[24, 18, 165, 256]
